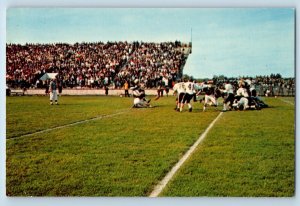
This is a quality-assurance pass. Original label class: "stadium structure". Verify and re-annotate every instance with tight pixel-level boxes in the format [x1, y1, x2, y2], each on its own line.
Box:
[6, 41, 192, 95]
[6, 40, 295, 197]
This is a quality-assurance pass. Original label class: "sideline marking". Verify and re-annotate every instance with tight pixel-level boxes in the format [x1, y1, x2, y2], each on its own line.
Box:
[7, 110, 129, 140]
[149, 112, 224, 197]
[279, 98, 294, 106]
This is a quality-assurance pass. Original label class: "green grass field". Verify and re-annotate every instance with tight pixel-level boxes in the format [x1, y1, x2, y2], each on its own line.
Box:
[6, 95, 294, 197]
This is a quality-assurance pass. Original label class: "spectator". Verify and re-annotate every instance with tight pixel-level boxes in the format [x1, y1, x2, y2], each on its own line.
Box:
[124, 80, 129, 97]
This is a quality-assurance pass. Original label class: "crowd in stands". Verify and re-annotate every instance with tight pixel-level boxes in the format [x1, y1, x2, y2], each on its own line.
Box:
[116, 42, 187, 88]
[212, 74, 295, 96]
[6, 41, 190, 90]
[6, 41, 294, 96]
[254, 75, 295, 96]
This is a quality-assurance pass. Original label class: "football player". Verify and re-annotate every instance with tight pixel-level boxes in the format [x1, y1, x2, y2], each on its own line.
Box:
[222, 80, 235, 112]
[172, 80, 186, 111]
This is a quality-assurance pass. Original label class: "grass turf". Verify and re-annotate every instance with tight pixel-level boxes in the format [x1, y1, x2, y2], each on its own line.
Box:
[6, 95, 219, 196]
[161, 97, 294, 197]
[6, 95, 294, 196]
[6, 96, 132, 139]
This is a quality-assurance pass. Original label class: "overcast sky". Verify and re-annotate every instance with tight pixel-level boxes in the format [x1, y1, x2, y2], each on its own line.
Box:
[6, 8, 295, 78]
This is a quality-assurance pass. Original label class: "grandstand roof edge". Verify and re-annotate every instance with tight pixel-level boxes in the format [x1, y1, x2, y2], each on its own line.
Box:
[6, 41, 192, 46]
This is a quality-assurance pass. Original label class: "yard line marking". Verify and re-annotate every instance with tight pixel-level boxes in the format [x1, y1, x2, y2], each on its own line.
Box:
[279, 98, 294, 106]
[149, 112, 224, 197]
[7, 110, 130, 140]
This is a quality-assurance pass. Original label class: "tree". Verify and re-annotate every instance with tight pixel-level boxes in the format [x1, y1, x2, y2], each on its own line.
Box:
[275, 73, 282, 79]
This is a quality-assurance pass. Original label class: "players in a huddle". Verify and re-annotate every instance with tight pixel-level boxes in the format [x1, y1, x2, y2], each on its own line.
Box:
[129, 77, 268, 111]
[172, 78, 268, 112]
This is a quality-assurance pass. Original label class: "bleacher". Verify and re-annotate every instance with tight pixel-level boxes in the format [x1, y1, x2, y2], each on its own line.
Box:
[6, 41, 192, 90]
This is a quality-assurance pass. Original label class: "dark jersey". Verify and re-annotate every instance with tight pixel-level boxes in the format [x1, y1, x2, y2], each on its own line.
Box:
[50, 81, 57, 90]
[203, 87, 214, 95]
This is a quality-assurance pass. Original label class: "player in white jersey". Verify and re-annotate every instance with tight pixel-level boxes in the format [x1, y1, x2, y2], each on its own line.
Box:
[244, 79, 252, 88]
[236, 86, 249, 97]
[131, 79, 151, 108]
[245, 78, 256, 97]
[133, 97, 152, 108]
[173, 80, 186, 111]
[233, 86, 249, 110]
[222, 80, 235, 111]
[180, 79, 195, 112]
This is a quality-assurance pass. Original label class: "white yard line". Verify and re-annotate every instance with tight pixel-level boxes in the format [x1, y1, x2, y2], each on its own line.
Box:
[279, 98, 295, 106]
[149, 112, 224, 197]
[7, 110, 129, 140]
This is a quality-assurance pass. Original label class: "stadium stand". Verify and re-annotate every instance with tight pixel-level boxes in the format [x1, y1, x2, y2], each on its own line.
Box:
[6, 41, 191, 90]
[6, 42, 294, 96]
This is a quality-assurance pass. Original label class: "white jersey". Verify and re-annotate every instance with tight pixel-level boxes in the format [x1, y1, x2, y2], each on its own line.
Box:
[236, 87, 249, 97]
[245, 79, 252, 86]
[173, 82, 185, 94]
[184, 81, 194, 95]
[132, 90, 141, 97]
[134, 98, 141, 105]
[244, 79, 255, 91]
[162, 77, 169, 87]
[237, 97, 249, 110]
[224, 83, 234, 94]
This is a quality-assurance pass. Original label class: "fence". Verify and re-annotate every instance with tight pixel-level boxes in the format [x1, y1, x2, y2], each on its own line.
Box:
[9, 85, 295, 97]
[255, 85, 295, 96]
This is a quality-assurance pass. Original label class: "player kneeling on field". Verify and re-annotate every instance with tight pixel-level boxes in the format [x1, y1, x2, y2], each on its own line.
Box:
[131, 79, 152, 108]
[133, 98, 152, 108]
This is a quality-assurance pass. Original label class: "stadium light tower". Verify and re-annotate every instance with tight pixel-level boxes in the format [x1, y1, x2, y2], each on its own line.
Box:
[190, 27, 192, 54]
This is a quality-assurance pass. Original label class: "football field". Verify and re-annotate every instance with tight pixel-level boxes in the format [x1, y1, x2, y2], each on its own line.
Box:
[6, 95, 295, 197]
